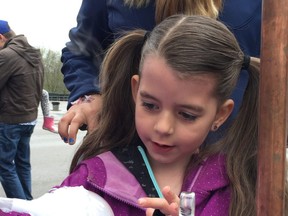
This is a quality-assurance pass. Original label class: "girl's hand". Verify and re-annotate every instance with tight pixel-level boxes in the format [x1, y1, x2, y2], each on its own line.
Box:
[138, 186, 180, 216]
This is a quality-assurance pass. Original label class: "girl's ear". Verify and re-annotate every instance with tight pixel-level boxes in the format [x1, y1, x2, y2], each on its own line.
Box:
[131, 75, 140, 102]
[211, 99, 234, 131]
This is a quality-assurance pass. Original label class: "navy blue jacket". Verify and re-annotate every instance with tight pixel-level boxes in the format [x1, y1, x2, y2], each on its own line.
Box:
[61, 0, 155, 107]
[61, 0, 262, 123]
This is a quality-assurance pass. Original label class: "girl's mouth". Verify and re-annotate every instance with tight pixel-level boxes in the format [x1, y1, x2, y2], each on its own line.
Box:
[151, 141, 174, 153]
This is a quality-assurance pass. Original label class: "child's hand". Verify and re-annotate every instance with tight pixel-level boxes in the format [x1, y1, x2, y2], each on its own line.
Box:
[138, 186, 180, 216]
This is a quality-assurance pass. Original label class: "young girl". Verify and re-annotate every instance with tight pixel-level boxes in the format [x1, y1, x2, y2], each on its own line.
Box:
[67, 14, 262, 215]
[1, 15, 287, 216]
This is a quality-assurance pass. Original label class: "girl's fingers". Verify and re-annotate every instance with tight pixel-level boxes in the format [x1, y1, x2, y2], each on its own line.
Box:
[138, 197, 178, 216]
[138, 186, 180, 216]
[162, 186, 180, 205]
[138, 197, 168, 209]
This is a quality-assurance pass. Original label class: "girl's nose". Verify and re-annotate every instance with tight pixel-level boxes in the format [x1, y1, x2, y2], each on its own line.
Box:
[153, 112, 174, 135]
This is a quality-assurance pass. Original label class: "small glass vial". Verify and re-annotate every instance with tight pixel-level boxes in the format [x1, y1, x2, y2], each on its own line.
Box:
[179, 192, 195, 216]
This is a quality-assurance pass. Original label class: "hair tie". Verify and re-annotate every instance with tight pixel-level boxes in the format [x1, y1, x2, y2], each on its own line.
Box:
[242, 55, 250, 70]
[144, 31, 150, 43]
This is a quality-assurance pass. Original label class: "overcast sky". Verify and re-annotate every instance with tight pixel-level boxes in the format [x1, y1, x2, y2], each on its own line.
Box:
[1, 0, 82, 52]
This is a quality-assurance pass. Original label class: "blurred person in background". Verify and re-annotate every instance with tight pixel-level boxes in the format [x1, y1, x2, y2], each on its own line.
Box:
[0, 20, 44, 200]
[41, 89, 58, 134]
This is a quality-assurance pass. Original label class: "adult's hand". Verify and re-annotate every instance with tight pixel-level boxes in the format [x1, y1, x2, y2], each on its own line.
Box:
[58, 94, 102, 144]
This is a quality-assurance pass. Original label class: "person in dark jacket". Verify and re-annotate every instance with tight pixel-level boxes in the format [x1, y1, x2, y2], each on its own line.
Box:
[0, 20, 44, 200]
[58, 0, 262, 145]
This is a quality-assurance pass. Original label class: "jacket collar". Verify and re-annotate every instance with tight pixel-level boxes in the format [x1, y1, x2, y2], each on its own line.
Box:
[111, 138, 159, 198]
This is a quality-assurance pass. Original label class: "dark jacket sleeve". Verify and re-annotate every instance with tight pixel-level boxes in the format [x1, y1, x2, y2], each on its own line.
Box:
[61, 0, 113, 107]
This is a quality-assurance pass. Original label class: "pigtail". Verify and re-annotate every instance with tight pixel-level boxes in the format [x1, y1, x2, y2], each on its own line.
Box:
[223, 57, 260, 215]
[237, 57, 288, 215]
[70, 30, 146, 172]
[98, 30, 146, 146]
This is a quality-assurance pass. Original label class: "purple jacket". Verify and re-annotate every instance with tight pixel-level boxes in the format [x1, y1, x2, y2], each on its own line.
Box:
[0, 152, 230, 216]
[61, 152, 230, 216]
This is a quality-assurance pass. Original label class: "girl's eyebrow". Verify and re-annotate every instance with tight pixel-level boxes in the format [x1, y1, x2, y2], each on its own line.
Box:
[139, 90, 204, 113]
[179, 104, 204, 113]
[139, 90, 158, 101]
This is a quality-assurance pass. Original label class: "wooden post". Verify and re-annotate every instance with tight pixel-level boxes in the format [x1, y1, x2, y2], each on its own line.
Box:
[256, 0, 288, 215]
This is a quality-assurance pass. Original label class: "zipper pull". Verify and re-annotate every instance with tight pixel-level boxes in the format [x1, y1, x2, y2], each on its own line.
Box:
[179, 192, 195, 216]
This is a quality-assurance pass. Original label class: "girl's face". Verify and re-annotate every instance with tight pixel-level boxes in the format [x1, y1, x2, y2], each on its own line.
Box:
[132, 55, 233, 167]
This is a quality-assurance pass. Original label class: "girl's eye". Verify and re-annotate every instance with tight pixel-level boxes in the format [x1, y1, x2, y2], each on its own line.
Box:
[142, 102, 158, 111]
[179, 111, 197, 121]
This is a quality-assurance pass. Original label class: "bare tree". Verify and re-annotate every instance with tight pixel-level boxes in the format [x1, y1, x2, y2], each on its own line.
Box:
[40, 48, 69, 94]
